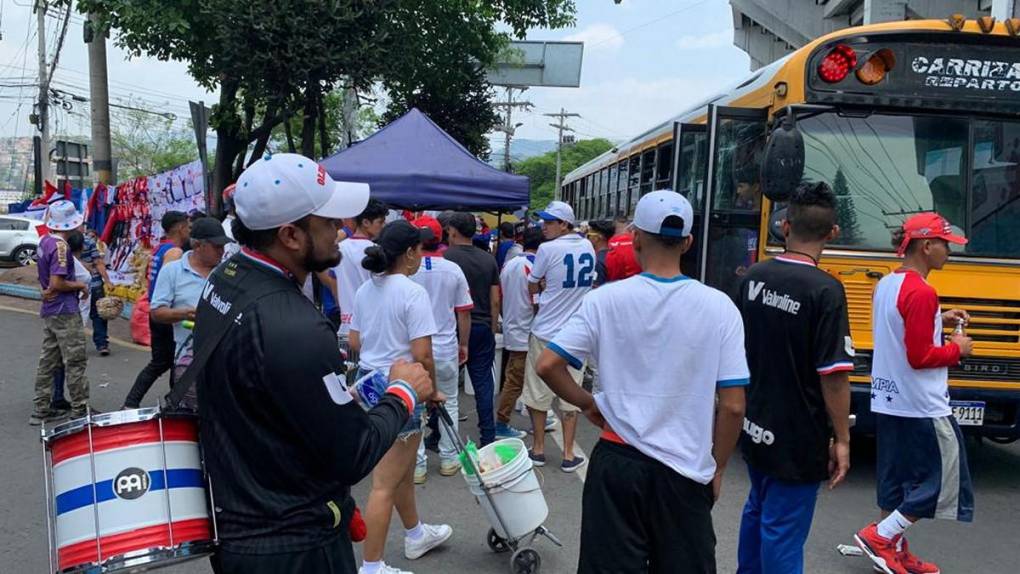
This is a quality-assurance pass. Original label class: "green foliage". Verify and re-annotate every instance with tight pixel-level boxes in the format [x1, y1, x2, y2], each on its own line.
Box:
[516, 138, 614, 210]
[110, 107, 198, 179]
[271, 89, 379, 157]
[78, 0, 576, 211]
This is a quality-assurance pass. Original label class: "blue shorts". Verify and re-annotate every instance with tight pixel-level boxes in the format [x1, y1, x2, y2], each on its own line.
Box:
[356, 368, 424, 439]
[876, 413, 974, 522]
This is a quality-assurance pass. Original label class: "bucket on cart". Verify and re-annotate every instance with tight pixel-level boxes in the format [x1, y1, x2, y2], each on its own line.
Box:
[462, 438, 548, 540]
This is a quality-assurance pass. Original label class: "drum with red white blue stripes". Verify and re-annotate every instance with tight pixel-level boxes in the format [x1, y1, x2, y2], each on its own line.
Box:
[42, 408, 215, 573]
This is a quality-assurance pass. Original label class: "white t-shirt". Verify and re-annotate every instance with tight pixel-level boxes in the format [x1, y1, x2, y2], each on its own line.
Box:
[529, 233, 596, 341]
[411, 255, 473, 363]
[351, 274, 438, 373]
[500, 253, 536, 352]
[333, 237, 374, 335]
[549, 273, 750, 485]
[72, 256, 90, 323]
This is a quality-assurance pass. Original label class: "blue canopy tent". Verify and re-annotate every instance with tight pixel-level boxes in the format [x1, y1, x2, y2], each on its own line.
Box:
[319, 108, 530, 211]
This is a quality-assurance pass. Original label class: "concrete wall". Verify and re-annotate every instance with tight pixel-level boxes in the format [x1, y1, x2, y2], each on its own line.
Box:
[730, 0, 1003, 69]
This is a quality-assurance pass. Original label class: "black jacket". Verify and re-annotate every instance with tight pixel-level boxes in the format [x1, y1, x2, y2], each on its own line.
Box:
[195, 250, 408, 554]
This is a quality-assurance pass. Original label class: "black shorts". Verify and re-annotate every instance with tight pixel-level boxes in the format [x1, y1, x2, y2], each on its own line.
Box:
[876, 413, 974, 522]
[578, 440, 716, 574]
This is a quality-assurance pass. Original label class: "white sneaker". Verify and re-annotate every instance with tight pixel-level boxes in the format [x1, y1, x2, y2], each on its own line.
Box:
[404, 523, 453, 560]
[358, 563, 413, 574]
[413, 463, 427, 485]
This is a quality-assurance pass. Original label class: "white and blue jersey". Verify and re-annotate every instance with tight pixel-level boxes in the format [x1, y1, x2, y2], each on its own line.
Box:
[528, 233, 596, 341]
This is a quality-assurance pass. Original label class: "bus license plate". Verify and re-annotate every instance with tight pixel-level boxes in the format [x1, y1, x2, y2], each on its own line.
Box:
[951, 401, 985, 426]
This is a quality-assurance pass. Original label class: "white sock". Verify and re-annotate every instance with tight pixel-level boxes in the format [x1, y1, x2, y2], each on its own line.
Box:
[361, 560, 383, 574]
[876, 510, 913, 540]
[405, 522, 425, 541]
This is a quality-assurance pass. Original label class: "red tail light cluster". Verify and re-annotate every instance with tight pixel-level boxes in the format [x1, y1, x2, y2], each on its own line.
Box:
[817, 44, 858, 83]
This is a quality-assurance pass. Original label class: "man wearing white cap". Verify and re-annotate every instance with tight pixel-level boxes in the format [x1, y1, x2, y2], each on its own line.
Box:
[31, 199, 92, 424]
[523, 200, 595, 472]
[190, 153, 434, 574]
[536, 190, 748, 573]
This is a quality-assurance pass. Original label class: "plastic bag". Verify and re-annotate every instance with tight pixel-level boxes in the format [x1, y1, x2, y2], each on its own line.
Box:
[131, 296, 151, 346]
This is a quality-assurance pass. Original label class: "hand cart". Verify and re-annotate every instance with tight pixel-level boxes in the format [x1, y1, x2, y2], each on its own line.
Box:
[433, 405, 562, 574]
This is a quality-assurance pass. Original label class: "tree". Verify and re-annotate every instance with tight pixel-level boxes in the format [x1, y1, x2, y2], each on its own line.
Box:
[109, 106, 198, 179]
[81, 0, 576, 215]
[516, 138, 614, 210]
[271, 88, 379, 158]
[832, 168, 861, 244]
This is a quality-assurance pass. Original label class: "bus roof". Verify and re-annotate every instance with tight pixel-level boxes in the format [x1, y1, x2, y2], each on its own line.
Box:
[562, 18, 1020, 185]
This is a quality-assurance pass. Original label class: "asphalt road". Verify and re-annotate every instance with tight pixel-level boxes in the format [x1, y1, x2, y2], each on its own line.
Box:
[1, 301, 1018, 573]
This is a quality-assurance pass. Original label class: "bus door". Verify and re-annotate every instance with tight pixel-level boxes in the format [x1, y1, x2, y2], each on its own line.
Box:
[701, 105, 768, 300]
[671, 121, 709, 278]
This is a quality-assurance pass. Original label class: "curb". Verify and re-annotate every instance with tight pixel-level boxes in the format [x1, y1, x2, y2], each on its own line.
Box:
[0, 282, 135, 320]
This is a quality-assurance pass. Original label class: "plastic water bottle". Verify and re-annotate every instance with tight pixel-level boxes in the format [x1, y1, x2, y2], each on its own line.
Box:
[352, 369, 390, 409]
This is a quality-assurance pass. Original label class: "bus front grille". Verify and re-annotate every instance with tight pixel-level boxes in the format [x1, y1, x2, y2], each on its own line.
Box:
[853, 350, 1020, 382]
[940, 297, 1020, 344]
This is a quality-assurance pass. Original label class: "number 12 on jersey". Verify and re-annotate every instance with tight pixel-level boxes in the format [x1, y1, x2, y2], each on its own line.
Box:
[562, 253, 595, 288]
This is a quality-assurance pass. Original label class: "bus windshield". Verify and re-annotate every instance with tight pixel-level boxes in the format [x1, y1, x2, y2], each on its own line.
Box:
[795, 113, 1020, 259]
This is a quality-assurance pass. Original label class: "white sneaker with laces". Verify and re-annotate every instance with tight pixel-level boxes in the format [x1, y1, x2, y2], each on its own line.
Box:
[404, 523, 453, 560]
[358, 563, 413, 574]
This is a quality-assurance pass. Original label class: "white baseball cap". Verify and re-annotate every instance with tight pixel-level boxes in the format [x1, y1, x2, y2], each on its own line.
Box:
[633, 190, 694, 238]
[536, 201, 576, 225]
[235, 153, 370, 230]
[46, 199, 83, 231]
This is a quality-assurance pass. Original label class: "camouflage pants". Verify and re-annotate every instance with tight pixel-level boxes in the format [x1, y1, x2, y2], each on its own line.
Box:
[34, 314, 89, 413]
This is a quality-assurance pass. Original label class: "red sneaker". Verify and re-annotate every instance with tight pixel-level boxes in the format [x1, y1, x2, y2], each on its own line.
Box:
[855, 523, 908, 574]
[898, 538, 940, 574]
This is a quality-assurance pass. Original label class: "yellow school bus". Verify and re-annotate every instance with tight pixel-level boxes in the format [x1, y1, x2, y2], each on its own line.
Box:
[561, 17, 1020, 441]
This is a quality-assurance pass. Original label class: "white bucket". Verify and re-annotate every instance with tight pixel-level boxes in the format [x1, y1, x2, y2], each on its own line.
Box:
[462, 438, 548, 539]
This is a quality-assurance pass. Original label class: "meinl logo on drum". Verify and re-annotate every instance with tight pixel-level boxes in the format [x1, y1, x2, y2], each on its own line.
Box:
[114, 467, 151, 500]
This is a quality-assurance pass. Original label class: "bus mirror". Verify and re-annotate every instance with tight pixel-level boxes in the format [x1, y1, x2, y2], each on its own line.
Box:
[761, 112, 805, 203]
[769, 206, 788, 243]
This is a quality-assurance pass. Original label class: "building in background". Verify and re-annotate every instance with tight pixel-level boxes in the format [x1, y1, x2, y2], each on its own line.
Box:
[730, 0, 1020, 69]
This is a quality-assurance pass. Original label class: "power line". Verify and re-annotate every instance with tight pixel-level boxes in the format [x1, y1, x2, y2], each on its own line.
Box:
[586, 0, 713, 49]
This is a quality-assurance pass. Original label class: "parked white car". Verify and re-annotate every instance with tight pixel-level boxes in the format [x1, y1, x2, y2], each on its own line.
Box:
[0, 215, 40, 266]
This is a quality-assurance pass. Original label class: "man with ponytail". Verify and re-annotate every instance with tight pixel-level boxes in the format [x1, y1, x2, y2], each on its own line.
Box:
[195, 153, 433, 574]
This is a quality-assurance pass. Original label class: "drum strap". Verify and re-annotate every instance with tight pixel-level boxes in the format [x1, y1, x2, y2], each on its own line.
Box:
[164, 271, 292, 411]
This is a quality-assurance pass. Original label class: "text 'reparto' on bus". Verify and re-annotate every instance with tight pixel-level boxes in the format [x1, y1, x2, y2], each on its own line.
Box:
[560, 17, 1020, 442]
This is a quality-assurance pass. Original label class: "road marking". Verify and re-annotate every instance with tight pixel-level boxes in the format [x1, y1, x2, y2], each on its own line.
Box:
[0, 305, 148, 351]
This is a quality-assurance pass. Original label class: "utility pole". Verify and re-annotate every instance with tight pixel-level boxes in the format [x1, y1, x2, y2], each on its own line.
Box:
[35, 0, 51, 192]
[87, 13, 113, 186]
[493, 87, 532, 172]
[544, 108, 580, 198]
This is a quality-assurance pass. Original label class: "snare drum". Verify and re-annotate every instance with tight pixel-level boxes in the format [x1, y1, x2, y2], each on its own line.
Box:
[41, 408, 216, 573]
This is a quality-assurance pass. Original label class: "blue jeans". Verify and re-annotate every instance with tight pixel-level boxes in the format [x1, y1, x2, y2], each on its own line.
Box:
[737, 465, 820, 574]
[89, 283, 108, 350]
[466, 323, 496, 445]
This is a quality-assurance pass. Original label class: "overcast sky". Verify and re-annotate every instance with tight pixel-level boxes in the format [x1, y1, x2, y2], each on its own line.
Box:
[0, 0, 751, 150]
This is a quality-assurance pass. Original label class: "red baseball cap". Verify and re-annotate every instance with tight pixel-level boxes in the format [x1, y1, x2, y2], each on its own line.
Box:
[897, 212, 967, 255]
[412, 215, 442, 243]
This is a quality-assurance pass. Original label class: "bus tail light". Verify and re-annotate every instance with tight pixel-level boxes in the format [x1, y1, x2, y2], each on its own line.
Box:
[818, 44, 857, 83]
[855, 49, 896, 85]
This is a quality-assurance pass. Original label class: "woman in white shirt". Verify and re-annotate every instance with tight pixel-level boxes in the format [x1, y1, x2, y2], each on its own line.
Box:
[350, 220, 452, 574]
